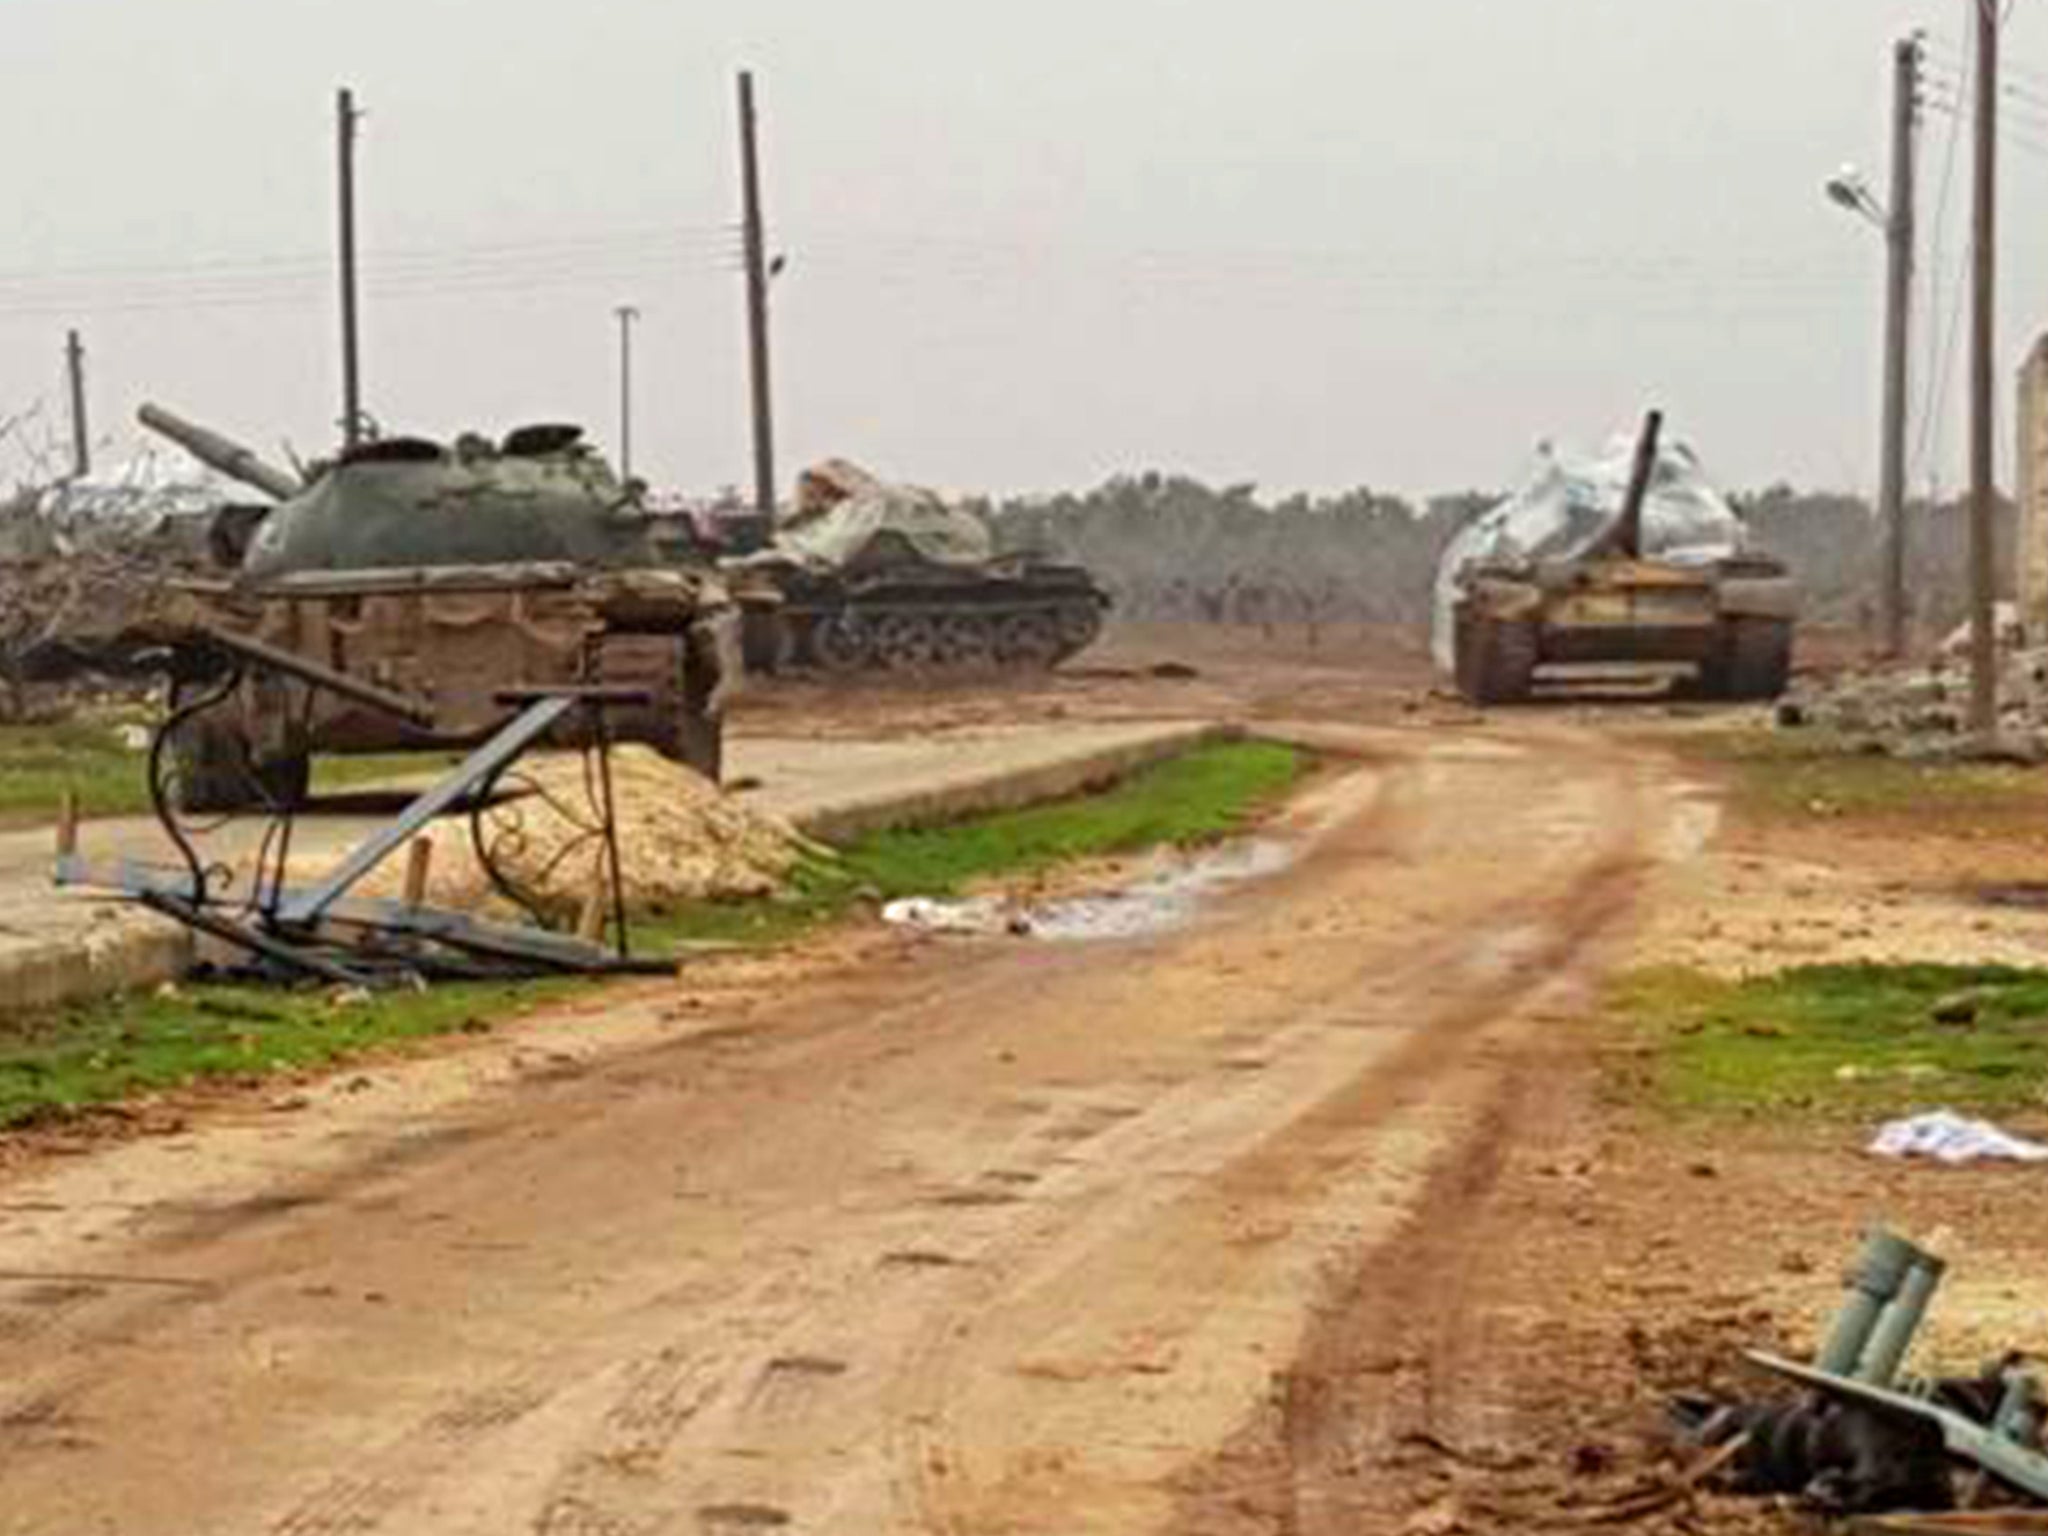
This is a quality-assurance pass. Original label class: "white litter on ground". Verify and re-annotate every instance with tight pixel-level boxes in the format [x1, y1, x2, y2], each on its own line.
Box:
[1869, 1110, 2048, 1165]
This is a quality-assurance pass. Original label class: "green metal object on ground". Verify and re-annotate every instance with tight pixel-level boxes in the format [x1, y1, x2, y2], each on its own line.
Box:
[1750, 1225, 2048, 1507]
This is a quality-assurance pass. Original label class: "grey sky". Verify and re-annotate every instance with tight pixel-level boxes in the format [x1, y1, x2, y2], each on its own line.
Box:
[1, 0, 2042, 501]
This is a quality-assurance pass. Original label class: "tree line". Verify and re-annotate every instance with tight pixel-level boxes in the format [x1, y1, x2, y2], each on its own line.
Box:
[986, 475, 2017, 644]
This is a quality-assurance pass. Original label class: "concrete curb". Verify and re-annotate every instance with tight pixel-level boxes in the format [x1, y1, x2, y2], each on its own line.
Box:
[788, 721, 1243, 844]
[0, 908, 194, 1016]
[0, 721, 1243, 1015]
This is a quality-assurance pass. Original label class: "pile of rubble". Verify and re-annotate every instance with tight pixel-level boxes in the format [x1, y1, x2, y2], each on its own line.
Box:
[1779, 615, 2048, 761]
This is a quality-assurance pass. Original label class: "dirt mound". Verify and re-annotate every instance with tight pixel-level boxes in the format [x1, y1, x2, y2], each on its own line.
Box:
[357, 747, 819, 921]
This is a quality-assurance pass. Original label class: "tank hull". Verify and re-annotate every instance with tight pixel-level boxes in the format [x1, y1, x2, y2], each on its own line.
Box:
[1451, 556, 1798, 705]
[732, 560, 1111, 678]
[160, 564, 735, 812]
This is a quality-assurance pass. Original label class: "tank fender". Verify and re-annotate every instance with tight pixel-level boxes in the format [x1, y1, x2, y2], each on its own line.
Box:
[1463, 577, 1545, 623]
[1717, 576, 1800, 621]
[689, 609, 745, 717]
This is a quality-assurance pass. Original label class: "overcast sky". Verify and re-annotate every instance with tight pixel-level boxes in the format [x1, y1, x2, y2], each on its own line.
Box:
[3, 0, 2046, 501]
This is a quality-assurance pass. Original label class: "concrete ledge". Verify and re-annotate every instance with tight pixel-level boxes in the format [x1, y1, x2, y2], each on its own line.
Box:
[788, 722, 1243, 844]
[0, 904, 194, 1015]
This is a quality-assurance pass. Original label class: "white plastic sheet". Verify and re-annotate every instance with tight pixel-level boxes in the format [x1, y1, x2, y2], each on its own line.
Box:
[757, 459, 994, 572]
[1431, 433, 1750, 670]
[1869, 1109, 2048, 1165]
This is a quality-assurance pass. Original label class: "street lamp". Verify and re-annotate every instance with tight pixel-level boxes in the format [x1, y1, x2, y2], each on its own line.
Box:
[1825, 165, 1889, 231]
[1825, 71, 1917, 664]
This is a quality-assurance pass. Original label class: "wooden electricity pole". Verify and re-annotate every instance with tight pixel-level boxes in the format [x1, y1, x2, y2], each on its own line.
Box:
[1877, 37, 1920, 659]
[337, 87, 365, 450]
[64, 329, 89, 482]
[737, 70, 777, 521]
[1968, 1, 2000, 734]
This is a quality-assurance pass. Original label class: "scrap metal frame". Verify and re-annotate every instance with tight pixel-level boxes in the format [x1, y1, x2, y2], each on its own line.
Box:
[57, 631, 668, 985]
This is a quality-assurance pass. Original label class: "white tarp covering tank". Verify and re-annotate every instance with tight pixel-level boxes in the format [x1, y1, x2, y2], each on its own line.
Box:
[727, 459, 1111, 676]
[1435, 412, 1799, 704]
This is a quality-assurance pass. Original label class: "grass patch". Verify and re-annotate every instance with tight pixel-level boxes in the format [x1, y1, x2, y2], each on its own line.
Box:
[639, 737, 1308, 950]
[0, 978, 576, 1130]
[1666, 726, 2048, 836]
[311, 753, 462, 794]
[0, 737, 1309, 1131]
[1613, 962, 2048, 1118]
[0, 716, 151, 823]
[0, 712, 460, 825]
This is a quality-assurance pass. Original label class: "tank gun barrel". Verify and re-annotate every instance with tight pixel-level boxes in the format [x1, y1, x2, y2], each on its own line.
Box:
[138, 403, 303, 502]
[1610, 408, 1663, 561]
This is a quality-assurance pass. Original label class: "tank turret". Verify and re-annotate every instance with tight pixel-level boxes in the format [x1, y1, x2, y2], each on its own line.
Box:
[135, 412, 736, 811]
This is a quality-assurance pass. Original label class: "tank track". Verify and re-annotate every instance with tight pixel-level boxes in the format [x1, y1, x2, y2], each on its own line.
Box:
[768, 595, 1105, 677]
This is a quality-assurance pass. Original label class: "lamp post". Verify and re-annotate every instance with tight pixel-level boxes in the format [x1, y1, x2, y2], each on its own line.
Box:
[1825, 33, 1919, 661]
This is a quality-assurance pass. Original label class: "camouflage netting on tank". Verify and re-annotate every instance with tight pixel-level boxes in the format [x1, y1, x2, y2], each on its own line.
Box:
[355, 747, 822, 921]
[760, 458, 994, 571]
[1430, 434, 1750, 669]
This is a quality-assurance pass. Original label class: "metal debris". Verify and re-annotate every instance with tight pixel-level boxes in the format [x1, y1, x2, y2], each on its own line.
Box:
[1675, 1227, 2048, 1519]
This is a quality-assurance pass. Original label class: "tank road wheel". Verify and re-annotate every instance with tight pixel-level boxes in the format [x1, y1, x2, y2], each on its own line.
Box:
[255, 754, 311, 810]
[871, 612, 940, 672]
[672, 709, 725, 784]
[1452, 613, 1538, 705]
[931, 614, 996, 671]
[995, 611, 1063, 670]
[1053, 601, 1105, 659]
[169, 714, 249, 815]
[167, 714, 305, 815]
[1717, 616, 1794, 701]
[805, 614, 871, 674]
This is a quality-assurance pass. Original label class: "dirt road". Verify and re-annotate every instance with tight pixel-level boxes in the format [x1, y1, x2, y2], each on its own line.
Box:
[0, 720, 1696, 1535]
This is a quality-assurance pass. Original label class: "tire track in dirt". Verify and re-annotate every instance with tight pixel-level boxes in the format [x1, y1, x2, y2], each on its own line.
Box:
[893, 807, 1654, 1535]
[0, 725, 1684, 1536]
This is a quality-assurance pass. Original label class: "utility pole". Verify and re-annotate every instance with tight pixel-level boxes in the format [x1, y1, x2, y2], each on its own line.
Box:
[1968, 0, 1999, 735]
[615, 304, 641, 479]
[737, 69, 777, 521]
[1877, 36, 1920, 660]
[64, 329, 89, 482]
[337, 87, 365, 450]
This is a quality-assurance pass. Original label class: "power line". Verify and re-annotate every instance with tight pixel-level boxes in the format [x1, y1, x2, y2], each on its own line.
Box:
[1914, 19, 1974, 495]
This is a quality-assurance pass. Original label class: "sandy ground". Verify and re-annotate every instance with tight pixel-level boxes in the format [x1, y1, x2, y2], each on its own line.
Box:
[1, 627, 2044, 1535]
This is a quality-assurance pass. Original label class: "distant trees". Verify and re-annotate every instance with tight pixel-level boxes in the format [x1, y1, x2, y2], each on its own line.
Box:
[990, 475, 1481, 638]
[989, 475, 2015, 647]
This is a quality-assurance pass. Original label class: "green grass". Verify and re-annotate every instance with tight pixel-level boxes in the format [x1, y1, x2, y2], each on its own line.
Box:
[0, 713, 460, 824]
[310, 754, 462, 794]
[1613, 962, 2048, 1118]
[0, 716, 152, 822]
[640, 737, 1307, 950]
[0, 738, 1310, 1130]
[0, 979, 576, 1130]
[1667, 726, 2048, 831]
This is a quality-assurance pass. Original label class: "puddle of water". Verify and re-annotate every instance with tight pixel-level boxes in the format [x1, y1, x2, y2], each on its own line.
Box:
[1027, 839, 1293, 941]
[881, 838, 1295, 945]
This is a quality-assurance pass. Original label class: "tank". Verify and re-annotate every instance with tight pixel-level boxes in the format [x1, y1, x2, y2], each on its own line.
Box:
[1442, 412, 1799, 705]
[727, 460, 1111, 677]
[136, 406, 737, 812]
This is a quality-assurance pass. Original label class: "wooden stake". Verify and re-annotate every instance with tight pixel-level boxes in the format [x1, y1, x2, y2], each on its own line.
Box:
[56, 790, 78, 859]
[402, 836, 433, 906]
